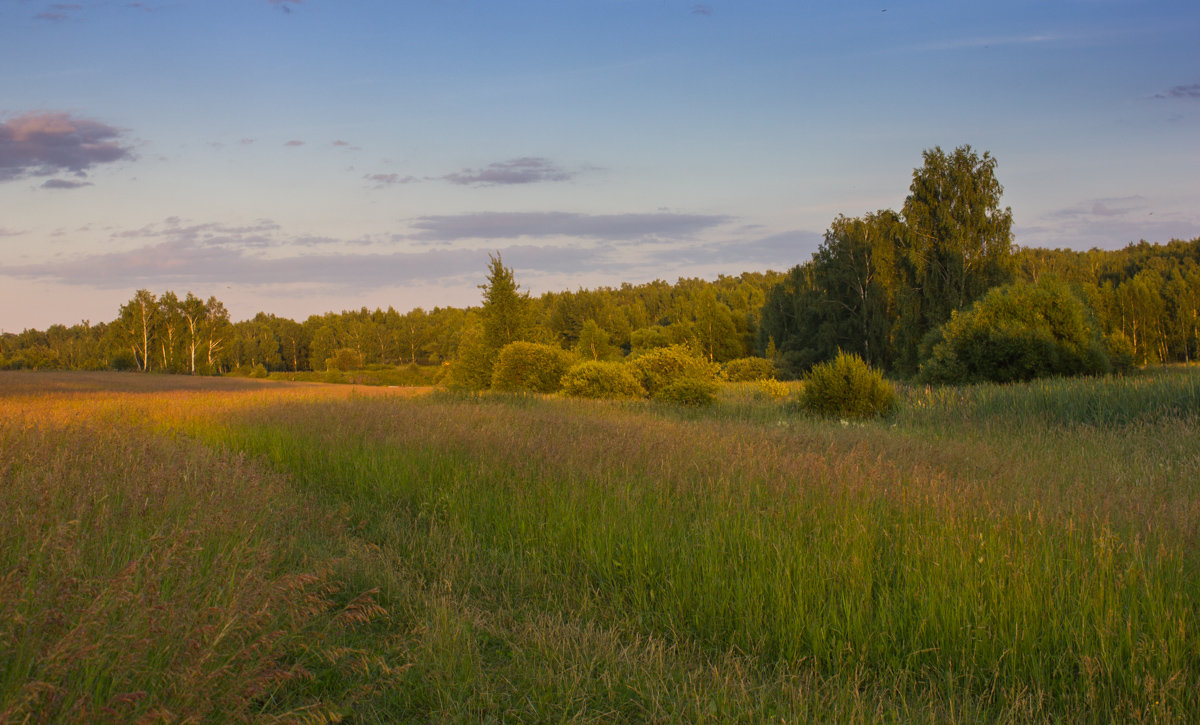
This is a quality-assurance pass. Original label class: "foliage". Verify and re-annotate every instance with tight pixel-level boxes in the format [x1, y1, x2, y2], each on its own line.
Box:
[480, 253, 533, 352]
[629, 325, 673, 355]
[447, 323, 495, 391]
[760, 213, 903, 378]
[560, 360, 646, 399]
[760, 146, 1016, 377]
[722, 356, 777, 382]
[325, 347, 364, 372]
[490, 341, 576, 394]
[895, 144, 1014, 372]
[656, 376, 719, 406]
[629, 344, 719, 398]
[918, 278, 1111, 384]
[573, 319, 620, 361]
[800, 351, 895, 419]
[1104, 330, 1136, 375]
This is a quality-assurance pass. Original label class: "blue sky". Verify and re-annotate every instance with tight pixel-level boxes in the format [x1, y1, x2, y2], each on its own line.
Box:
[1, 0, 1197, 331]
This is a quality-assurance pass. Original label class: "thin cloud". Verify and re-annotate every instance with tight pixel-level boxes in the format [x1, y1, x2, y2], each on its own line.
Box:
[443, 157, 575, 186]
[408, 211, 734, 242]
[34, 3, 81, 21]
[0, 112, 133, 182]
[2, 236, 603, 290]
[268, 0, 301, 13]
[113, 217, 282, 247]
[1153, 83, 1200, 100]
[691, 5, 713, 16]
[365, 173, 419, 188]
[283, 139, 305, 147]
[917, 33, 1067, 52]
[41, 178, 93, 190]
[1022, 196, 1199, 249]
[1047, 195, 1147, 221]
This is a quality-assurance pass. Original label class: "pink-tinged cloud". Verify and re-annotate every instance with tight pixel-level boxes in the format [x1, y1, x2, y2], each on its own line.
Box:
[0, 112, 133, 182]
[283, 139, 305, 147]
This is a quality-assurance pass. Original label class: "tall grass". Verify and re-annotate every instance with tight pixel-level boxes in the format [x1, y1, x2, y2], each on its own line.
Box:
[0, 379, 404, 722]
[5, 369, 1199, 721]
[897, 366, 1200, 429]
[200, 385, 1200, 721]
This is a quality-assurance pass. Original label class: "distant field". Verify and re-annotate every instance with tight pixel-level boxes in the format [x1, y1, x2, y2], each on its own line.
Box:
[2, 369, 1198, 722]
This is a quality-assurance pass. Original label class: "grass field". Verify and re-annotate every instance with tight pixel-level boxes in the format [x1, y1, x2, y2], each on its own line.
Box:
[2, 369, 1198, 722]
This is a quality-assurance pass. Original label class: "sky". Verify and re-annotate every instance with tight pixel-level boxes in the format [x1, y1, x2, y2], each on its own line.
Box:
[1, 0, 1198, 332]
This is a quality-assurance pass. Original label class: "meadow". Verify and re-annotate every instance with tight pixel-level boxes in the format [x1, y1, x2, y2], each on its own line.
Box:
[1, 369, 1198, 722]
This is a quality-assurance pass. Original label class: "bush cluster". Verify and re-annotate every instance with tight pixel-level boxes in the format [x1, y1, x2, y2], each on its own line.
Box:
[629, 345, 719, 398]
[722, 356, 777, 382]
[657, 377, 719, 406]
[919, 279, 1111, 384]
[801, 351, 895, 419]
[560, 360, 646, 399]
[491, 342, 576, 394]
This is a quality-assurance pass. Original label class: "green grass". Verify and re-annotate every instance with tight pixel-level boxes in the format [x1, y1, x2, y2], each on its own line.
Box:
[4, 368, 1199, 721]
[897, 365, 1200, 429]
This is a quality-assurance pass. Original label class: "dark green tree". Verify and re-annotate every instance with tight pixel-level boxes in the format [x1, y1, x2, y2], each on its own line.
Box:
[480, 253, 532, 353]
[897, 144, 1014, 371]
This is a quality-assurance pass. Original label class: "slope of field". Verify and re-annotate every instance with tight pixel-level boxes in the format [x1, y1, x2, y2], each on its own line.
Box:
[2, 370, 1198, 722]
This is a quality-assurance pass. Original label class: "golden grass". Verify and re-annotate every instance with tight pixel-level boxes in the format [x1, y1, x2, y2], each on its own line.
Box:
[0, 372, 411, 722]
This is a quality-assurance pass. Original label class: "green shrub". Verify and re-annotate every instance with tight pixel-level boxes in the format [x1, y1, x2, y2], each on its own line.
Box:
[722, 356, 777, 382]
[491, 341, 576, 394]
[108, 350, 138, 372]
[630, 344, 719, 397]
[919, 278, 1111, 384]
[560, 360, 646, 399]
[325, 348, 363, 372]
[249, 363, 269, 379]
[801, 351, 894, 419]
[657, 377, 719, 407]
[1104, 330, 1136, 375]
[629, 326, 673, 355]
[447, 325, 495, 391]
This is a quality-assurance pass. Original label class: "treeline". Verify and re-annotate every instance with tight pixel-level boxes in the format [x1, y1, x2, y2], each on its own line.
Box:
[5, 144, 1199, 381]
[0, 272, 782, 374]
[1013, 240, 1200, 365]
[758, 145, 1200, 380]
